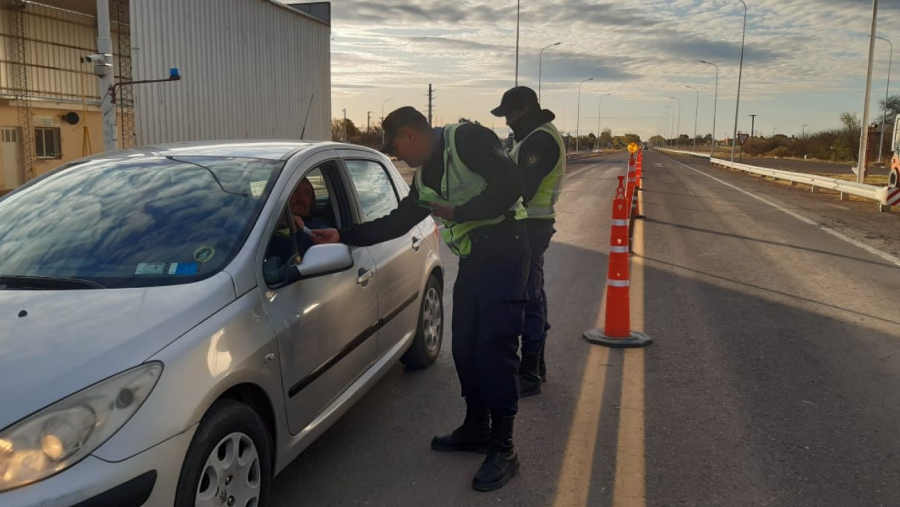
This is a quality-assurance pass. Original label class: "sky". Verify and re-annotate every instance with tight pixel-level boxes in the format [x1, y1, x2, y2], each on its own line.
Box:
[326, 0, 900, 142]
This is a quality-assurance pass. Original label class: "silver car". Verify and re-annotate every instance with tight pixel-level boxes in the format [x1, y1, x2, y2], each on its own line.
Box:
[0, 141, 444, 507]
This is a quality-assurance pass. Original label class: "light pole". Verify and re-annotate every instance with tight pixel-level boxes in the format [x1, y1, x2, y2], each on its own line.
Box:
[576, 77, 593, 152]
[772, 126, 778, 138]
[731, 0, 748, 163]
[802, 124, 809, 138]
[857, 0, 878, 183]
[687, 85, 699, 151]
[700, 60, 719, 157]
[669, 96, 682, 149]
[597, 92, 611, 150]
[665, 105, 674, 147]
[381, 97, 393, 145]
[515, 0, 520, 86]
[875, 34, 892, 164]
[538, 42, 561, 103]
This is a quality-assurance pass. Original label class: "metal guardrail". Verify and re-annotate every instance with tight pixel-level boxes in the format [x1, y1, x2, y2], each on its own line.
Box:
[658, 148, 892, 211]
[565, 151, 603, 161]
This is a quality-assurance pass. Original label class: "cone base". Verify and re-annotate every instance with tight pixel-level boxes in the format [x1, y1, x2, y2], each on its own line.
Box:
[582, 329, 653, 348]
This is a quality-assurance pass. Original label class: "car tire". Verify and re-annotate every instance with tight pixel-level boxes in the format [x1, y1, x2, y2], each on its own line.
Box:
[174, 399, 272, 507]
[401, 274, 443, 369]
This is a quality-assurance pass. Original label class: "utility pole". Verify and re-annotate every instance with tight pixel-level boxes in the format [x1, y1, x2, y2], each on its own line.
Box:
[427, 84, 434, 127]
[857, 0, 878, 182]
[367, 111, 371, 133]
[96, 0, 116, 152]
[748, 114, 756, 140]
[342, 108, 347, 141]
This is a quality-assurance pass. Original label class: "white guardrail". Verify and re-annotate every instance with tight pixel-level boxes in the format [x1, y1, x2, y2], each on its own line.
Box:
[658, 148, 892, 211]
[565, 150, 603, 161]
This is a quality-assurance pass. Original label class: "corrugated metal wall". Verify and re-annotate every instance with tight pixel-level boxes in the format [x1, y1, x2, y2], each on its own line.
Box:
[130, 0, 331, 145]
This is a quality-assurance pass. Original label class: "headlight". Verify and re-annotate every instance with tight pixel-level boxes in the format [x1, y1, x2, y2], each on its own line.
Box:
[0, 362, 162, 492]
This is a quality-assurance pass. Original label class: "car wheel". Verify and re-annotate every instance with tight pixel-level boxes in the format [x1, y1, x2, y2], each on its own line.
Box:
[401, 274, 443, 369]
[174, 400, 272, 507]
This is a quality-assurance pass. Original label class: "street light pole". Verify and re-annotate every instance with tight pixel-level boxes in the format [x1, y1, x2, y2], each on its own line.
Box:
[515, 0, 520, 86]
[802, 124, 809, 138]
[381, 97, 393, 146]
[772, 126, 778, 138]
[665, 105, 674, 147]
[538, 42, 561, 103]
[597, 92, 611, 150]
[731, 0, 748, 163]
[700, 60, 719, 157]
[687, 85, 699, 151]
[875, 34, 892, 164]
[576, 77, 593, 152]
[857, 0, 879, 183]
[669, 96, 682, 150]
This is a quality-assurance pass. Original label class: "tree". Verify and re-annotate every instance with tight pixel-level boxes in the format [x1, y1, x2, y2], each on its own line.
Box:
[332, 118, 361, 142]
[839, 111, 860, 133]
[600, 128, 613, 148]
[880, 95, 900, 120]
[458, 117, 481, 125]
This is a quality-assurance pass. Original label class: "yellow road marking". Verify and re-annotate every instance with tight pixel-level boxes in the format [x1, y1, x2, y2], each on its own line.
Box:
[552, 347, 611, 506]
[552, 280, 612, 506]
[613, 188, 647, 506]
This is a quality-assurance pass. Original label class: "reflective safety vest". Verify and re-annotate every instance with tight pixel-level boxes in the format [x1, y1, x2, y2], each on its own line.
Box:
[510, 122, 566, 219]
[415, 123, 527, 257]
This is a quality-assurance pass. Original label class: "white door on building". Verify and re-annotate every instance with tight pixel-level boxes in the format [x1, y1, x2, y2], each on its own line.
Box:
[1, 128, 22, 190]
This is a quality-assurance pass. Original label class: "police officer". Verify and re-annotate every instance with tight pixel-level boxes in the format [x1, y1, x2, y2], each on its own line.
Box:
[312, 106, 530, 491]
[491, 86, 565, 397]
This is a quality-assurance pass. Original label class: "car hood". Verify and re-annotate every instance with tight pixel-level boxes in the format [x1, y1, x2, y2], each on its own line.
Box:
[0, 273, 237, 431]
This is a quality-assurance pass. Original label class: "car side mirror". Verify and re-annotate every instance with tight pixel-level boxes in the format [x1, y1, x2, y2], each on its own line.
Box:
[286, 244, 354, 283]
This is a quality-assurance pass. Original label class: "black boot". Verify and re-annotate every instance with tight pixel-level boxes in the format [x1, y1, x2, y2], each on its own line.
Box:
[473, 411, 520, 491]
[519, 352, 543, 397]
[431, 401, 490, 453]
[541, 324, 551, 382]
[539, 344, 547, 383]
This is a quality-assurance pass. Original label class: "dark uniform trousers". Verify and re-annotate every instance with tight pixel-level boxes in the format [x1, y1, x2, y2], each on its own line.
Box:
[451, 218, 531, 414]
[521, 219, 555, 355]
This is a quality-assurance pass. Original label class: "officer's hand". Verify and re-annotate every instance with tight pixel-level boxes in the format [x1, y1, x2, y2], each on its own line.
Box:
[430, 202, 456, 221]
[311, 228, 341, 244]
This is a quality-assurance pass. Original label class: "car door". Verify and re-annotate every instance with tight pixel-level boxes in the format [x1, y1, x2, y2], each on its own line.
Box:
[259, 153, 379, 436]
[339, 153, 426, 359]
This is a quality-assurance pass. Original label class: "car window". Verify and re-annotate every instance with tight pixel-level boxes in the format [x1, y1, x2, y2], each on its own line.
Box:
[344, 160, 400, 223]
[263, 162, 344, 286]
[0, 156, 282, 288]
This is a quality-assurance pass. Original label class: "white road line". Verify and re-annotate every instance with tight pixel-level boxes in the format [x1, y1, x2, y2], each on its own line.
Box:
[667, 157, 900, 268]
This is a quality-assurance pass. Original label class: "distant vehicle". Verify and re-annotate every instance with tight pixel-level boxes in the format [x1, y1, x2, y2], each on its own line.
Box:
[0, 141, 444, 507]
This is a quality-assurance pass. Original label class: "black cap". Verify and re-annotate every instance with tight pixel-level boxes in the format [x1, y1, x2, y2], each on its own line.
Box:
[380, 106, 429, 154]
[491, 86, 539, 117]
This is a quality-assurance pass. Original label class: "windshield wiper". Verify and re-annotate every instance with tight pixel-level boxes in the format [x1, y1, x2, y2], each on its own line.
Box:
[0, 275, 106, 290]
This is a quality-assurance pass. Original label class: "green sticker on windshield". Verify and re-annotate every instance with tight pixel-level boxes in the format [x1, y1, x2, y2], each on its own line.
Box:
[194, 246, 216, 263]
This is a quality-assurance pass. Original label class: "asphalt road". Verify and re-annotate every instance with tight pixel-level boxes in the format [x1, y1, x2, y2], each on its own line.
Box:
[270, 151, 900, 506]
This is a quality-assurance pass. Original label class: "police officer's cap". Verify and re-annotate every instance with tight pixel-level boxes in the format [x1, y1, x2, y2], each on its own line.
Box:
[380, 106, 429, 154]
[491, 86, 540, 117]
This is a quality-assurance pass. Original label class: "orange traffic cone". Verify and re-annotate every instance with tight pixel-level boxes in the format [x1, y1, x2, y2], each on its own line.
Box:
[583, 176, 653, 348]
[636, 150, 644, 188]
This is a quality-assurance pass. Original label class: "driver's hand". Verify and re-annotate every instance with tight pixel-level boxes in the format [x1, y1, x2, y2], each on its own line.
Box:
[291, 214, 306, 230]
[312, 228, 341, 244]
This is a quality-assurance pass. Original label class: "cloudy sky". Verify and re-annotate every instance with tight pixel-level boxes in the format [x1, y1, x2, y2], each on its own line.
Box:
[327, 0, 900, 142]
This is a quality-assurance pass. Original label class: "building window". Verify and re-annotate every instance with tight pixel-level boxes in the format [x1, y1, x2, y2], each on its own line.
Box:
[35, 128, 61, 159]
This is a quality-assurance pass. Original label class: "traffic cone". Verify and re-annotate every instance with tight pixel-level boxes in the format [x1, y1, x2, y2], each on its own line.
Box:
[636, 150, 643, 188]
[583, 176, 653, 348]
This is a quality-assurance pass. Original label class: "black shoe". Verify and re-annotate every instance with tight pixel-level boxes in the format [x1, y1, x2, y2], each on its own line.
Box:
[473, 411, 520, 491]
[519, 352, 543, 397]
[431, 401, 490, 453]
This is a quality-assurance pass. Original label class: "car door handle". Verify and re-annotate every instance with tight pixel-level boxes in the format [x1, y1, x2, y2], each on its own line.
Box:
[356, 268, 374, 286]
[412, 236, 424, 252]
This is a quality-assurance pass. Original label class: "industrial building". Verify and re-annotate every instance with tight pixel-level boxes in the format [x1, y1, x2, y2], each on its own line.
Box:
[0, 0, 331, 192]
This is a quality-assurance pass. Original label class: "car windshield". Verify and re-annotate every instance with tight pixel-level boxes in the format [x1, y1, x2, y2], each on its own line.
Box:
[0, 156, 283, 289]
